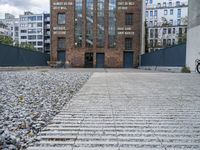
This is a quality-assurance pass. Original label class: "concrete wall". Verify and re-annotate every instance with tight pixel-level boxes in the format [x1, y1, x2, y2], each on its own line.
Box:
[186, 0, 200, 71]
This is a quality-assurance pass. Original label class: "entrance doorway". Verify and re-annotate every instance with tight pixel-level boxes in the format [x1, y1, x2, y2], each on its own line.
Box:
[96, 53, 105, 68]
[85, 53, 93, 68]
[124, 52, 134, 68]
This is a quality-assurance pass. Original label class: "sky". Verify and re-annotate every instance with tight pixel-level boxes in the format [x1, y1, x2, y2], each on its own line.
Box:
[0, 0, 50, 18]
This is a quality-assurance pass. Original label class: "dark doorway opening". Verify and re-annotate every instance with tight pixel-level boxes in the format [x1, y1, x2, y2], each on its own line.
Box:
[85, 53, 93, 68]
[96, 53, 105, 68]
[124, 51, 134, 68]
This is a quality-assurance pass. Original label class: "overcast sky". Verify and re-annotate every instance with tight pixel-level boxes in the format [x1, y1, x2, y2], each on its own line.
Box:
[0, 0, 50, 18]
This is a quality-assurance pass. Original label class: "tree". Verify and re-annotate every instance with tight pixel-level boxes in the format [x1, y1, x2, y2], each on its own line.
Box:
[0, 35, 13, 45]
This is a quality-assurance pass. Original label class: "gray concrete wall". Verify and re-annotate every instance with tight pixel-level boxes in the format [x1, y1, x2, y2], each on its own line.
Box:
[186, 0, 200, 71]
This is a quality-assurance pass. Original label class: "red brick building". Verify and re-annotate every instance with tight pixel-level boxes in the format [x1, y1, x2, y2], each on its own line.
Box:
[50, 0, 142, 68]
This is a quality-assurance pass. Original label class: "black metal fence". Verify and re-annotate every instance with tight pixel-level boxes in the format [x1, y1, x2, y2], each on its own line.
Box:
[141, 44, 186, 67]
[0, 44, 50, 66]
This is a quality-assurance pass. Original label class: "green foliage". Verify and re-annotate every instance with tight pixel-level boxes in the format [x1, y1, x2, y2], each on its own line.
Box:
[181, 66, 191, 73]
[0, 35, 13, 45]
[18, 42, 36, 51]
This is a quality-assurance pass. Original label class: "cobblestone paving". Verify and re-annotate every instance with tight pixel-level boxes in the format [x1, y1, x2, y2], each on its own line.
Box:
[28, 72, 200, 150]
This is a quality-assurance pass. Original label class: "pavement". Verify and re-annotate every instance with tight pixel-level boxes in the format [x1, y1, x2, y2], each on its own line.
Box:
[28, 71, 200, 150]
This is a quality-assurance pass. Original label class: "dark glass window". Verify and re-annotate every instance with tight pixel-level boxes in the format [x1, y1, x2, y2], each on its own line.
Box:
[108, 0, 116, 48]
[97, 0, 105, 48]
[58, 37, 66, 50]
[75, 0, 83, 47]
[86, 0, 94, 47]
[58, 13, 66, 25]
[125, 38, 133, 50]
[125, 13, 133, 25]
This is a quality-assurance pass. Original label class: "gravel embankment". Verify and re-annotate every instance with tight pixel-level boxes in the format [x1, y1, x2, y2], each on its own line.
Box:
[0, 71, 91, 150]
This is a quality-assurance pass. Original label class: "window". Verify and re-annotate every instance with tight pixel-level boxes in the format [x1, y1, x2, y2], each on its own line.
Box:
[167, 39, 171, 46]
[155, 29, 158, 38]
[86, 0, 94, 47]
[169, 19, 173, 25]
[58, 37, 66, 50]
[169, 2, 172, 7]
[150, 40, 153, 47]
[176, 1, 180, 6]
[163, 2, 166, 7]
[97, 0, 105, 47]
[75, 0, 83, 47]
[150, 11, 153, 17]
[163, 28, 167, 35]
[157, 3, 161, 7]
[168, 28, 171, 34]
[154, 20, 157, 26]
[163, 39, 167, 46]
[170, 9, 173, 15]
[179, 28, 182, 35]
[37, 16, 42, 21]
[149, 0, 152, 4]
[125, 38, 133, 50]
[28, 35, 36, 40]
[20, 30, 27, 33]
[172, 39, 175, 45]
[164, 10, 168, 15]
[125, 13, 133, 25]
[150, 29, 154, 38]
[155, 39, 158, 47]
[154, 10, 157, 17]
[37, 41, 43, 46]
[21, 36, 27, 39]
[177, 9, 181, 18]
[58, 13, 66, 25]
[37, 23, 42, 27]
[146, 11, 148, 17]
[173, 28, 176, 34]
[109, 0, 116, 48]
[177, 19, 181, 25]
[37, 35, 43, 39]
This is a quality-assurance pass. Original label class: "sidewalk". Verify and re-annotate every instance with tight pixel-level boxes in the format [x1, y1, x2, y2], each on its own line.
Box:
[28, 72, 200, 150]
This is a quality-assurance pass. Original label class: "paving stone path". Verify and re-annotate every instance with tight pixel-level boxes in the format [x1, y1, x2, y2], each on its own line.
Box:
[28, 72, 200, 150]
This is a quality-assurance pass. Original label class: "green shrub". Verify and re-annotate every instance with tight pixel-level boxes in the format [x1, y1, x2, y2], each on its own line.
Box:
[181, 66, 191, 73]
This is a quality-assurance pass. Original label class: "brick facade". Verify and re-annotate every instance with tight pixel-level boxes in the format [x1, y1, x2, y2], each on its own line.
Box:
[50, 0, 142, 68]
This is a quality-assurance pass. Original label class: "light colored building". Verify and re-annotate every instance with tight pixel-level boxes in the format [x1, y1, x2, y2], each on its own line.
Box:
[0, 13, 20, 44]
[0, 21, 9, 36]
[18, 12, 50, 53]
[186, 0, 200, 71]
[145, 0, 188, 53]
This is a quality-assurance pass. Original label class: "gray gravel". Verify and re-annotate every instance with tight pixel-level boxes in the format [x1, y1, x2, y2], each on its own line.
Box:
[0, 71, 91, 150]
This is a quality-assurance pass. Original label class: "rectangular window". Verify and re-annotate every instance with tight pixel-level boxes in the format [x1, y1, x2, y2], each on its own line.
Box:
[168, 28, 171, 34]
[125, 13, 133, 25]
[170, 9, 173, 15]
[150, 29, 154, 38]
[97, 0, 105, 48]
[150, 11, 153, 17]
[108, 0, 116, 48]
[58, 37, 66, 50]
[75, 0, 83, 47]
[164, 10, 168, 15]
[58, 13, 66, 25]
[155, 29, 158, 38]
[86, 0, 94, 47]
[125, 38, 133, 50]
[177, 9, 181, 18]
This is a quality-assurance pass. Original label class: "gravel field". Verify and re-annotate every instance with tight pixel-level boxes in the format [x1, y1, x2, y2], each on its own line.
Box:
[0, 71, 91, 150]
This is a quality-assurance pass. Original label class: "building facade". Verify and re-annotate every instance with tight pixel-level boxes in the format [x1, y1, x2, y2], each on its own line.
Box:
[50, 0, 142, 68]
[0, 21, 9, 36]
[0, 13, 20, 44]
[186, 0, 200, 71]
[145, 0, 188, 53]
